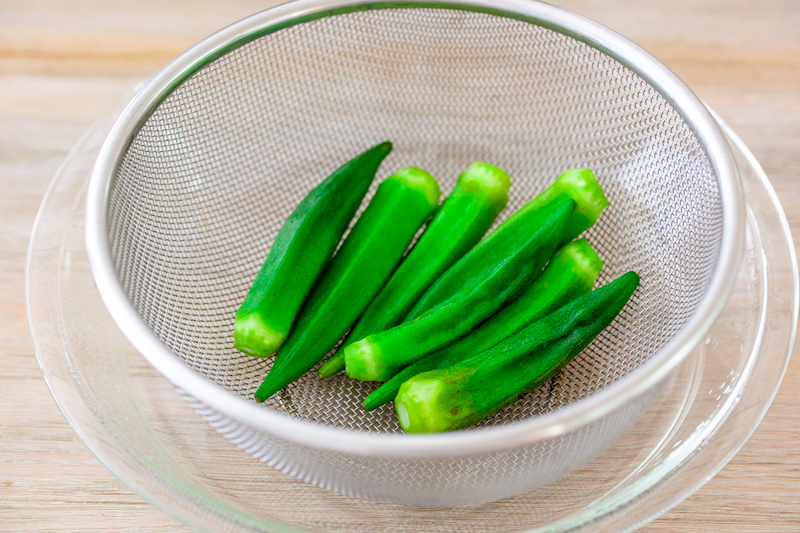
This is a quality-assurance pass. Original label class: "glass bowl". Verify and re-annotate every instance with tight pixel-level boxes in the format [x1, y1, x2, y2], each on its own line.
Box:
[27, 91, 796, 532]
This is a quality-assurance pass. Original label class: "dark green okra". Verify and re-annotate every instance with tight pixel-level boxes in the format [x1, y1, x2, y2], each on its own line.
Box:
[363, 237, 603, 411]
[234, 142, 392, 358]
[344, 196, 575, 382]
[318, 162, 511, 379]
[394, 271, 640, 433]
[405, 168, 608, 322]
[254, 167, 441, 401]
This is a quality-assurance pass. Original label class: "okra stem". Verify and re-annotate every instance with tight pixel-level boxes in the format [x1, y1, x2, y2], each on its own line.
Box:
[363, 237, 603, 410]
[318, 162, 511, 379]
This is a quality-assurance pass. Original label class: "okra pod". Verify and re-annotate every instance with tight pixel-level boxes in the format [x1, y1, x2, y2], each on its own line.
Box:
[318, 162, 511, 379]
[363, 237, 603, 410]
[405, 168, 607, 321]
[344, 195, 575, 382]
[254, 167, 441, 401]
[234, 142, 392, 358]
[394, 271, 640, 433]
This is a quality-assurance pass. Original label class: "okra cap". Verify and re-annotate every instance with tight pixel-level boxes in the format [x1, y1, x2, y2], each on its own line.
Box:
[233, 313, 286, 358]
[344, 337, 391, 381]
[395, 368, 476, 433]
[552, 169, 609, 230]
[457, 162, 511, 216]
[559, 237, 604, 280]
[388, 167, 442, 209]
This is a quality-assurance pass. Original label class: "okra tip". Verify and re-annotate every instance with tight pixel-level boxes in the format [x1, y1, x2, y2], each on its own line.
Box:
[362, 391, 383, 412]
[619, 270, 641, 287]
[254, 373, 283, 403]
[373, 141, 393, 154]
[317, 353, 345, 379]
[233, 313, 286, 358]
[390, 167, 442, 208]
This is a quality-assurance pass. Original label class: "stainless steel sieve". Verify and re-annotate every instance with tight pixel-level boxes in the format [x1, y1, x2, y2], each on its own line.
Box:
[85, 0, 743, 506]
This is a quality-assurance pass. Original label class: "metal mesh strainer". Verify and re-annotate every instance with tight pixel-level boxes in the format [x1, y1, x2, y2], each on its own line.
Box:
[86, 0, 743, 506]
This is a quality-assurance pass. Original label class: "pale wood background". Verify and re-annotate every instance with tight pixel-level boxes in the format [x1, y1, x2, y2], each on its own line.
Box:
[1, 0, 798, 531]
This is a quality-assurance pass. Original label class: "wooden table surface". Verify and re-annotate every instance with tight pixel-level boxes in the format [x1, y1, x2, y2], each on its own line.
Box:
[2, 0, 798, 531]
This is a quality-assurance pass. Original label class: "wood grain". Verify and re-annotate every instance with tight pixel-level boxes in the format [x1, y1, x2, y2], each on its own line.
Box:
[1, 0, 798, 531]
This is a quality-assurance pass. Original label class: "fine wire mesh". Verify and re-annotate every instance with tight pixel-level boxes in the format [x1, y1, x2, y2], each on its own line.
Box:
[180, 381, 662, 506]
[108, 6, 722, 439]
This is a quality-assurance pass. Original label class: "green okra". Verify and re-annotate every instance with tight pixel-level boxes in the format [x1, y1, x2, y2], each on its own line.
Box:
[234, 142, 392, 358]
[405, 168, 608, 322]
[394, 271, 640, 433]
[318, 161, 511, 379]
[344, 195, 575, 382]
[254, 167, 441, 401]
[363, 237, 603, 411]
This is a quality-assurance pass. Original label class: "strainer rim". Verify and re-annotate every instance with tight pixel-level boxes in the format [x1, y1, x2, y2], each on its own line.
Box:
[85, 0, 743, 458]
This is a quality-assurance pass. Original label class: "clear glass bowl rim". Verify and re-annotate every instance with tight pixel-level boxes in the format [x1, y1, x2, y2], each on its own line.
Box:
[26, 91, 797, 533]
